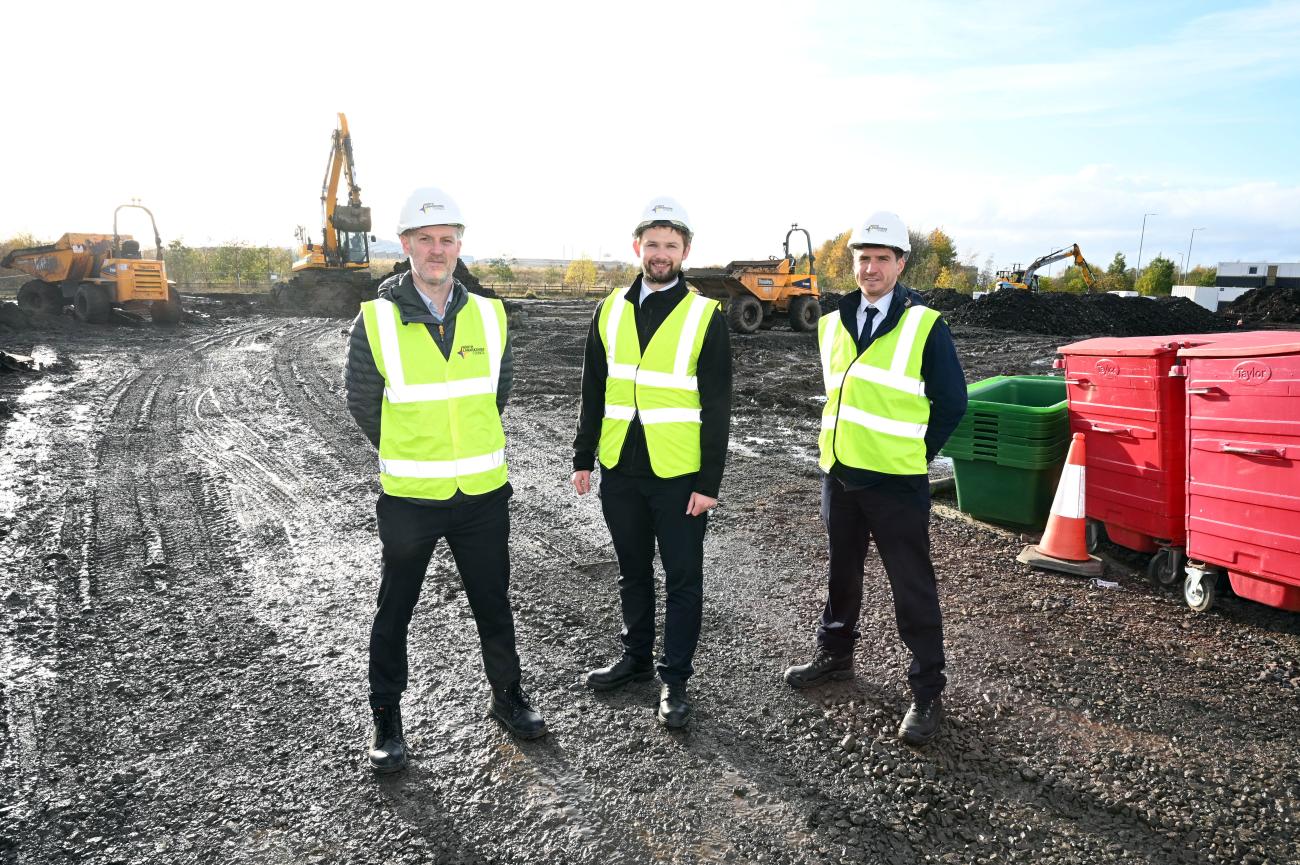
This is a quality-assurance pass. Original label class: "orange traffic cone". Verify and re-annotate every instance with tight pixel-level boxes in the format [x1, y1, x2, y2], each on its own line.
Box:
[1016, 432, 1104, 577]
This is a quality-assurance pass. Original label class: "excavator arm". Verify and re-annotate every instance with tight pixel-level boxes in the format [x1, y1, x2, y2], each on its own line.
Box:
[1019, 243, 1098, 292]
[317, 112, 371, 265]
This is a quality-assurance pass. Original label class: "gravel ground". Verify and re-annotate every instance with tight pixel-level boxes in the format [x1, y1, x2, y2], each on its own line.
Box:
[2, 300, 1297, 865]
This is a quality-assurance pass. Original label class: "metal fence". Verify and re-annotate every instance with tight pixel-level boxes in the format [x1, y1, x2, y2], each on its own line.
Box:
[481, 283, 609, 299]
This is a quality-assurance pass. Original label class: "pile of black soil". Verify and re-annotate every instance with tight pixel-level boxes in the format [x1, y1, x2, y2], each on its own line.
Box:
[1221, 285, 1300, 323]
[919, 289, 974, 311]
[947, 290, 1224, 336]
[819, 288, 973, 316]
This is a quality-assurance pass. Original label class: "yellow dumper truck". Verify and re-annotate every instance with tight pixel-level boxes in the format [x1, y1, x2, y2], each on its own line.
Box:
[2, 203, 181, 324]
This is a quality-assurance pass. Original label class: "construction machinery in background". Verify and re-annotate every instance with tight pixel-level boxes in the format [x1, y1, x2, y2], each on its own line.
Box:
[995, 244, 1099, 293]
[272, 112, 376, 316]
[685, 224, 820, 334]
[2, 203, 181, 324]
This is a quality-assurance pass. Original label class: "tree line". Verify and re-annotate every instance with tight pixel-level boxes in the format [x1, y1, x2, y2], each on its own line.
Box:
[811, 228, 1216, 296]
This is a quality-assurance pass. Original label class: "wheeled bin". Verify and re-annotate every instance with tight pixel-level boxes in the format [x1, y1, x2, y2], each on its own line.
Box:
[1177, 332, 1300, 613]
[1055, 335, 1228, 586]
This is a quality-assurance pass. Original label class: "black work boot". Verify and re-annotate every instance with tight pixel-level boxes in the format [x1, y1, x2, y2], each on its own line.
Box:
[783, 649, 854, 689]
[585, 655, 654, 692]
[657, 682, 691, 729]
[368, 705, 408, 774]
[898, 696, 944, 746]
[488, 681, 548, 740]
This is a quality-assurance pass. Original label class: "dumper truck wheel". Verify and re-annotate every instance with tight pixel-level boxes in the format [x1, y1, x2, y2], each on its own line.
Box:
[727, 295, 762, 334]
[151, 288, 183, 325]
[789, 295, 820, 332]
[17, 281, 60, 315]
[74, 283, 111, 324]
[1146, 547, 1185, 589]
[1183, 568, 1218, 613]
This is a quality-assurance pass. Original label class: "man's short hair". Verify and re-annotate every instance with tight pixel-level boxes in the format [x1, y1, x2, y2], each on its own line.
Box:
[850, 243, 906, 261]
[634, 220, 692, 246]
[402, 225, 465, 241]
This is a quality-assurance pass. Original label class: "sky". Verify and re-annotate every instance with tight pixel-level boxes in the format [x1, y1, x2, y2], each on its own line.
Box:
[2, 0, 1298, 275]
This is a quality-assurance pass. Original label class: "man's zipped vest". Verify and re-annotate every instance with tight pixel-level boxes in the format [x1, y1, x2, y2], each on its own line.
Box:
[597, 287, 719, 478]
[818, 301, 940, 475]
[361, 293, 508, 499]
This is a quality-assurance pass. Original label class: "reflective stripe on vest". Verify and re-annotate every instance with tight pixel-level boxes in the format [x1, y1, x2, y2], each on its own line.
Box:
[362, 293, 508, 499]
[597, 288, 718, 477]
[818, 303, 939, 475]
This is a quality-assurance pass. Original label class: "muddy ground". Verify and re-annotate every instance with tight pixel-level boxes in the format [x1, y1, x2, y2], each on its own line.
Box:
[1, 299, 1297, 865]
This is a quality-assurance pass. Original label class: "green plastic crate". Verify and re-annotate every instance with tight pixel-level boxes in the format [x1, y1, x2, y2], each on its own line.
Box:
[942, 437, 1070, 464]
[966, 375, 1068, 414]
[950, 454, 1066, 529]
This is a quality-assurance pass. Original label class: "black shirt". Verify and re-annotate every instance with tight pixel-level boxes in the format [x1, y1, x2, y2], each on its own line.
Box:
[572, 276, 732, 498]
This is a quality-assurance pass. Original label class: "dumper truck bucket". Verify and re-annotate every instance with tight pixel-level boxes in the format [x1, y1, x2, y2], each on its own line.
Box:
[332, 206, 372, 233]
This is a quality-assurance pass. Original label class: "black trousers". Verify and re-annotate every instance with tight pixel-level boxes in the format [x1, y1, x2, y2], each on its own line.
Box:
[599, 469, 707, 685]
[369, 492, 521, 708]
[817, 474, 947, 701]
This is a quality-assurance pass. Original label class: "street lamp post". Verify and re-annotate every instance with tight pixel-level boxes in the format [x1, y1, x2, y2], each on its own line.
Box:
[1173, 251, 1185, 281]
[1186, 227, 1206, 281]
[1136, 212, 1158, 279]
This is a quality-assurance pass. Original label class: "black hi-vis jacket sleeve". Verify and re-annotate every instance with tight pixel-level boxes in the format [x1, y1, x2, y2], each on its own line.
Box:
[572, 294, 732, 498]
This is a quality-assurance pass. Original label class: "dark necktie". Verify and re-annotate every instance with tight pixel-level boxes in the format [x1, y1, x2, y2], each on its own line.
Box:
[861, 305, 878, 340]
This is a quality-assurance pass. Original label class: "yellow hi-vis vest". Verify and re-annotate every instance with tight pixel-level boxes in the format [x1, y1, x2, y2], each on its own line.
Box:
[361, 293, 508, 499]
[818, 302, 940, 475]
[597, 287, 719, 478]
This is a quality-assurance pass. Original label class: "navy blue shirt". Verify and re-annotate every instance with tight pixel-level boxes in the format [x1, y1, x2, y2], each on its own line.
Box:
[827, 283, 967, 506]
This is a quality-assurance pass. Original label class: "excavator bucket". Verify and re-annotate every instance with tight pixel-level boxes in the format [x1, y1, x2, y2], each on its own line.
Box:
[332, 205, 372, 233]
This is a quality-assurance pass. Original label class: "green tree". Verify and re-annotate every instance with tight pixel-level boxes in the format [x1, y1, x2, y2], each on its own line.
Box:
[1053, 265, 1091, 294]
[564, 256, 598, 289]
[486, 258, 515, 283]
[543, 266, 564, 285]
[1135, 256, 1176, 296]
[1104, 252, 1133, 292]
[1185, 265, 1217, 286]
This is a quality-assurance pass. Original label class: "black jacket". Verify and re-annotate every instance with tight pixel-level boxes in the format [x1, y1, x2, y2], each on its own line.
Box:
[572, 276, 732, 498]
[828, 283, 967, 503]
[344, 271, 514, 507]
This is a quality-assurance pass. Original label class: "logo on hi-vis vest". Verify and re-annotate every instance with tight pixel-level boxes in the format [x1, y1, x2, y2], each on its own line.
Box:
[457, 344, 486, 359]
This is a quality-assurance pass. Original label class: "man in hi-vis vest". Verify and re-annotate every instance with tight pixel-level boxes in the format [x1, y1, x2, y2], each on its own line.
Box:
[345, 186, 546, 774]
[784, 212, 967, 746]
[571, 197, 731, 729]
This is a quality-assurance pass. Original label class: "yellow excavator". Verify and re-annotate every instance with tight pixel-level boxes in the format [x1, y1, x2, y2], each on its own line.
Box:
[995, 243, 1099, 293]
[272, 112, 375, 315]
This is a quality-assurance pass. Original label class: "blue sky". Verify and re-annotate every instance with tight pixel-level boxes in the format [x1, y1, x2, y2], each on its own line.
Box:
[1, 0, 1296, 275]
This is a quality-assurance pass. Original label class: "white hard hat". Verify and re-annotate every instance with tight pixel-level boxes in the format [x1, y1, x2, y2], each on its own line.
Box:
[396, 186, 464, 234]
[847, 211, 910, 254]
[634, 196, 692, 239]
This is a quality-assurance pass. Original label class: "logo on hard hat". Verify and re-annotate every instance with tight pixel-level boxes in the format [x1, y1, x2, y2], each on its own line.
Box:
[865, 224, 888, 232]
[419, 203, 445, 214]
[652, 204, 675, 214]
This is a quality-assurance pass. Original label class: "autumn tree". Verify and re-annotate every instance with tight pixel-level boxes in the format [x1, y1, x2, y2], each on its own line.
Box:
[565, 256, 598, 289]
[811, 228, 854, 294]
[1135, 256, 1176, 296]
[1184, 265, 1217, 286]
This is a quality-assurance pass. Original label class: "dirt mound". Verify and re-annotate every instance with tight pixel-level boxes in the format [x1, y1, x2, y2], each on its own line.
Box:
[1221, 286, 1300, 323]
[0, 302, 32, 332]
[947, 290, 1224, 336]
[919, 289, 974, 311]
